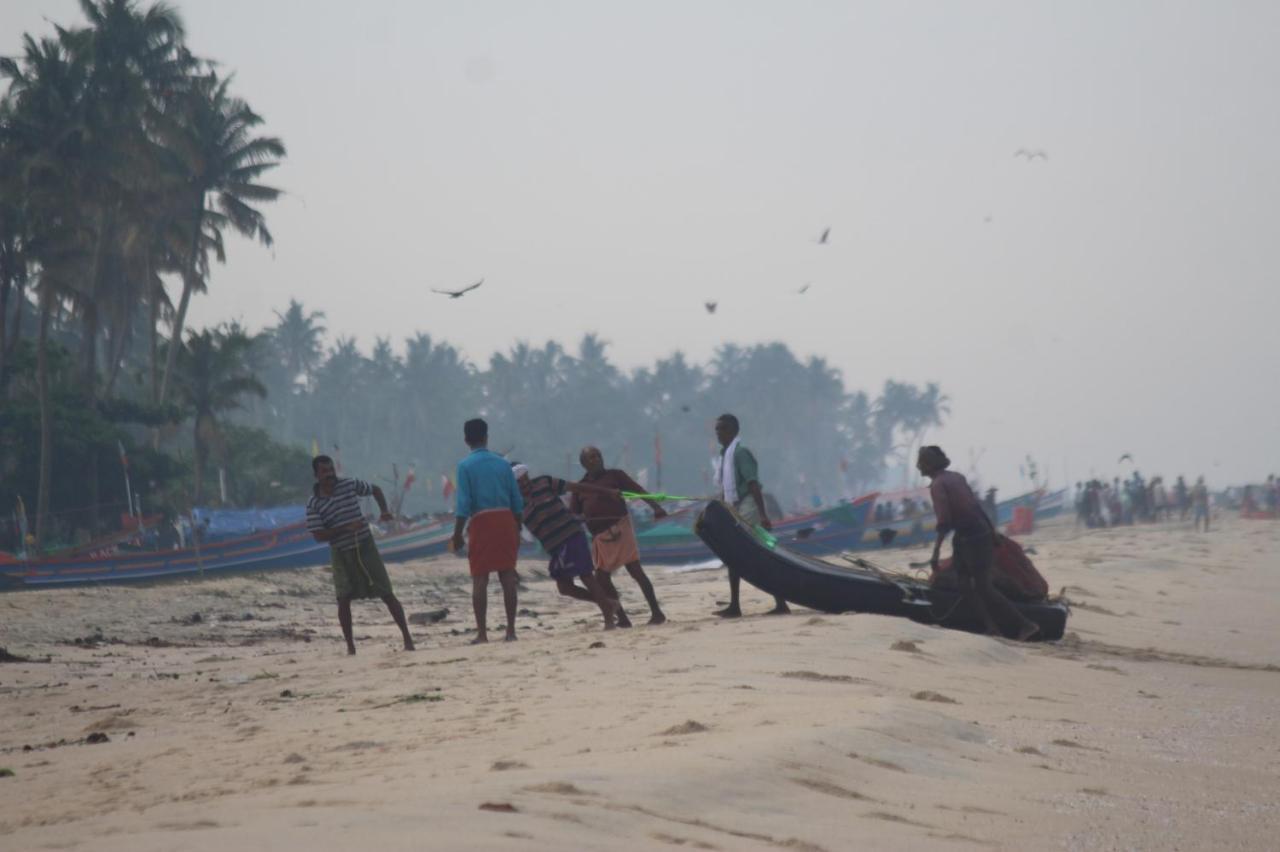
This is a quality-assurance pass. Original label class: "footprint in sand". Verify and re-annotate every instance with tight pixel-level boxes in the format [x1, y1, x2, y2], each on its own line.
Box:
[491, 760, 530, 771]
[890, 640, 924, 654]
[911, 690, 958, 704]
[781, 671, 856, 683]
[791, 777, 875, 801]
[658, 720, 710, 736]
[848, 753, 906, 772]
[523, 781, 592, 796]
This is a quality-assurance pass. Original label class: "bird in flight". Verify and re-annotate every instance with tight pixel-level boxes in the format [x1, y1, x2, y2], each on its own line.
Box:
[816, 227, 831, 244]
[1013, 149, 1048, 162]
[797, 283, 812, 295]
[432, 278, 484, 299]
[704, 301, 718, 314]
[1117, 453, 1134, 464]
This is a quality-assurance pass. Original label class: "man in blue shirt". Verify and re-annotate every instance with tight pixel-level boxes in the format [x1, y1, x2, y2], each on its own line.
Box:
[452, 419, 524, 643]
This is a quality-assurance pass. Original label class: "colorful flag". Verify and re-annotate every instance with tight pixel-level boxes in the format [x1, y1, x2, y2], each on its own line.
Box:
[403, 466, 416, 492]
[441, 474, 455, 501]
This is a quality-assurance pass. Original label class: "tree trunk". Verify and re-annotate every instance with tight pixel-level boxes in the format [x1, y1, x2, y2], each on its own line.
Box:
[159, 194, 204, 406]
[192, 416, 206, 506]
[35, 287, 53, 549]
[148, 262, 160, 404]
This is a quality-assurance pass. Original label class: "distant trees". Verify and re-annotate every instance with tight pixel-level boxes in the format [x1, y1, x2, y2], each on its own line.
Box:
[247, 310, 950, 515]
[0, 0, 284, 544]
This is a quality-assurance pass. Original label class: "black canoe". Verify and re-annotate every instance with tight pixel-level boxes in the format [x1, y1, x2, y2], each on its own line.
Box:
[694, 500, 1068, 641]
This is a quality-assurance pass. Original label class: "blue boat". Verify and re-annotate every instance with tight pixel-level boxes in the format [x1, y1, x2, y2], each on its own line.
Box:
[633, 494, 877, 564]
[0, 521, 454, 590]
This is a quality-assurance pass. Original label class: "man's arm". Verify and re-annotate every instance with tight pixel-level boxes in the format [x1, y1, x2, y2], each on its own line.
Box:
[618, 473, 667, 517]
[371, 485, 393, 522]
[565, 480, 620, 498]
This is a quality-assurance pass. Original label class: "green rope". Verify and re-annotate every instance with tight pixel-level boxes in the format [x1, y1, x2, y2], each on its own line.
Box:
[620, 491, 704, 502]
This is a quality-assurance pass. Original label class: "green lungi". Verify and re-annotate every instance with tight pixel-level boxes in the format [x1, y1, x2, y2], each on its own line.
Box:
[330, 536, 394, 600]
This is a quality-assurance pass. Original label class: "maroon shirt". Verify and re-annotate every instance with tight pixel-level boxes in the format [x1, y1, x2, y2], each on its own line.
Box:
[929, 470, 992, 537]
[571, 469, 645, 534]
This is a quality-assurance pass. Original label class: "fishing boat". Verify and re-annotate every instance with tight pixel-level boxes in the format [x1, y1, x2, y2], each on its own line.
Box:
[635, 494, 877, 565]
[0, 520, 454, 590]
[694, 500, 1069, 641]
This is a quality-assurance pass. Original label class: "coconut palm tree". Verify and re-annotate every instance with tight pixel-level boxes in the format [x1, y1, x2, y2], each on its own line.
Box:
[158, 70, 284, 406]
[169, 325, 265, 505]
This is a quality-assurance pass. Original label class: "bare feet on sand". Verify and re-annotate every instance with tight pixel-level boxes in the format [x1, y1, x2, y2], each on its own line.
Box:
[648, 612, 667, 625]
[715, 605, 742, 619]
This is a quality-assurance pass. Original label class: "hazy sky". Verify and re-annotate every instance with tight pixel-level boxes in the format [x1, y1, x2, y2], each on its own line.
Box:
[5, 1, 1278, 493]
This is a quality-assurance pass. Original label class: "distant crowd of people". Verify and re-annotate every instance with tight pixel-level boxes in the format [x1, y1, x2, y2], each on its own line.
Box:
[1075, 473, 1210, 531]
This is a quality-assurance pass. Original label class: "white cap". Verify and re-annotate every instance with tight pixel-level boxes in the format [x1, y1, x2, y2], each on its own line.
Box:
[511, 464, 530, 480]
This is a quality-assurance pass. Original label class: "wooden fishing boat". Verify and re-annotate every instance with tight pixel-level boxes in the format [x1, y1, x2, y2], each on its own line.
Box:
[694, 500, 1068, 641]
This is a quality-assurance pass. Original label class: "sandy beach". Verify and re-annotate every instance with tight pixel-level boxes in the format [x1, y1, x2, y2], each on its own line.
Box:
[2, 515, 1278, 850]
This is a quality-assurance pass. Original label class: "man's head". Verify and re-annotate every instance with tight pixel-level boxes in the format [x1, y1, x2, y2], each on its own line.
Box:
[464, 418, 488, 448]
[579, 446, 605, 474]
[511, 462, 530, 494]
[714, 413, 740, 448]
[312, 454, 336, 484]
[916, 445, 950, 477]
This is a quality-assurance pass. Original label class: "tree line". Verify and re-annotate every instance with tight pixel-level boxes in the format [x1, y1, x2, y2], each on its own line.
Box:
[0, 2, 949, 553]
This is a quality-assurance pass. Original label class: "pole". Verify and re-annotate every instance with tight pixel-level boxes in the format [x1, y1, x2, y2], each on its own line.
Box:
[117, 441, 136, 527]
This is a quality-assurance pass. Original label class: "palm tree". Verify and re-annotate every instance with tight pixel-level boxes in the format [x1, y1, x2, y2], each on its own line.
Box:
[270, 299, 326, 389]
[169, 325, 265, 504]
[158, 70, 284, 406]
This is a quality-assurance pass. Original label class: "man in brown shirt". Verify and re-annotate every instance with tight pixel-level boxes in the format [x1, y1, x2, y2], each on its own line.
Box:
[919, 445, 1039, 641]
[571, 446, 668, 625]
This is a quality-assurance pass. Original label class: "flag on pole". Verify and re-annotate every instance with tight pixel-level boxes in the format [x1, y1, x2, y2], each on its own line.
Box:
[311, 438, 320, 457]
[403, 466, 416, 492]
[441, 474, 455, 501]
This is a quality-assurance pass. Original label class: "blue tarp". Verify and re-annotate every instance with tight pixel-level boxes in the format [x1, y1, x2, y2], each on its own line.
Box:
[191, 505, 307, 541]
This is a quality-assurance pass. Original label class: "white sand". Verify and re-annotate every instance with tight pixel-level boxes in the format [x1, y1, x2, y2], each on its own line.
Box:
[2, 515, 1277, 850]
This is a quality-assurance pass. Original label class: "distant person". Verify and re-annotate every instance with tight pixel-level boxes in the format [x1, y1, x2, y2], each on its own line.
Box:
[1191, 476, 1210, 532]
[918, 446, 1040, 641]
[1174, 475, 1190, 521]
[452, 419, 523, 643]
[306, 455, 415, 655]
[713, 413, 789, 618]
[572, 446, 668, 625]
[513, 463, 621, 630]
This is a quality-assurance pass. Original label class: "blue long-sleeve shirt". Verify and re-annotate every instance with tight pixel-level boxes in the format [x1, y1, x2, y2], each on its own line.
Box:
[455, 448, 523, 520]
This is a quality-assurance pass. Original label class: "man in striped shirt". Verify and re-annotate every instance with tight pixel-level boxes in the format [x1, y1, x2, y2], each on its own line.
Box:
[513, 464, 622, 630]
[306, 455, 415, 654]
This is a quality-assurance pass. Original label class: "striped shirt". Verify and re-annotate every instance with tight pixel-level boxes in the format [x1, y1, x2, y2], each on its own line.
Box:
[521, 475, 581, 552]
[306, 477, 373, 551]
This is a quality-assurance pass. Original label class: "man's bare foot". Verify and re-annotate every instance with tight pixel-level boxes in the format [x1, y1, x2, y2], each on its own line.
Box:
[765, 603, 791, 616]
[715, 605, 741, 619]
[403, 638, 416, 651]
[504, 631, 518, 642]
[603, 618, 617, 631]
[346, 645, 357, 655]
[470, 634, 488, 645]
[648, 612, 667, 625]
[1015, 622, 1040, 642]
[615, 606, 632, 629]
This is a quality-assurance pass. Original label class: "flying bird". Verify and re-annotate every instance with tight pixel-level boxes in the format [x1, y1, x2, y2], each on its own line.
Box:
[704, 301, 718, 314]
[1117, 453, 1134, 464]
[816, 227, 831, 245]
[432, 278, 484, 299]
[797, 283, 812, 295]
[1014, 149, 1048, 162]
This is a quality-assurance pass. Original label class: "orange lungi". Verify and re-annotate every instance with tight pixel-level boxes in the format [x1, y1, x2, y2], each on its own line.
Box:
[590, 516, 641, 572]
[466, 508, 519, 577]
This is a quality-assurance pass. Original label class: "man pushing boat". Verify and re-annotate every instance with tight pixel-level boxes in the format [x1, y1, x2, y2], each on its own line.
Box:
[306, 455, 415, 654]
[712, 414, 789, 618]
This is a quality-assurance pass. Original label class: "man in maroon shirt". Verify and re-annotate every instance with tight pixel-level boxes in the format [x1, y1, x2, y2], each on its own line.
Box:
[571, 446, 668, 625]
[918, 446, 1039, 641]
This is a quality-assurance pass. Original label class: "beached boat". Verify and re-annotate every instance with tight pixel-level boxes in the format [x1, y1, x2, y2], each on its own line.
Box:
[694, 500, 1069, 641]
[634, 494, 877, 565]
[0, 521, 453, 590]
